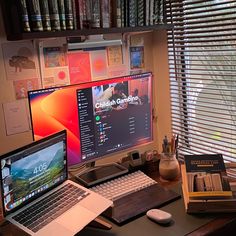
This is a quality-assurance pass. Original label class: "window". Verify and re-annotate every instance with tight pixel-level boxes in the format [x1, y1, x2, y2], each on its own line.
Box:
[166, 0, 236, 163]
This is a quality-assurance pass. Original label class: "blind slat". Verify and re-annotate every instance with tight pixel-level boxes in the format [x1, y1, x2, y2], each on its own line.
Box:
[167, 0, 236, 161]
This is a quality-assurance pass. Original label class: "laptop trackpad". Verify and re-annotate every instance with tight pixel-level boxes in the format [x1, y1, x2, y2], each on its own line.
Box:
[36, 222, 74, 236]
[56, 205, 97, 233]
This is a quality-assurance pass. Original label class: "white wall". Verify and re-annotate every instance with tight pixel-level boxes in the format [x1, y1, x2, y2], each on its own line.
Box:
[0, 11, 33, 155]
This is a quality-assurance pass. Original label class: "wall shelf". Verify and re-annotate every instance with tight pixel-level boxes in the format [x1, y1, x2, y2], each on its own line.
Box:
[0, 0, 172, 41]
[5, 24, 172, 41]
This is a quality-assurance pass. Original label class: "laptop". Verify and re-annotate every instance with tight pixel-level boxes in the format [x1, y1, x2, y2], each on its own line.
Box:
[0, 130, 112, 236]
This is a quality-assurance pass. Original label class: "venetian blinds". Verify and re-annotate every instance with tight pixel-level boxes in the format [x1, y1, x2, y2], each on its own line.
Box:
[166, 0, 236, 163]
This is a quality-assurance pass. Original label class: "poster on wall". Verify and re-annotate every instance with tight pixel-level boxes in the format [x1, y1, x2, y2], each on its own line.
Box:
[13, 78, 40, 99]
[90, 49, 108, 81]
[39, 38, 70, 88]
[2, 41, 40, 81]
[2, 100, 30, 136]
[130, 46, 145, 70]
[107, 45, 123, 66]
[68, 51, 92, 84]
[106, 45, 129, 78]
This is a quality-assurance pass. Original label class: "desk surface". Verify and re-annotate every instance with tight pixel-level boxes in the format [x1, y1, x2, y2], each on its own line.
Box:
[78, 184, 223, 236]
[1, 165, 236, 236]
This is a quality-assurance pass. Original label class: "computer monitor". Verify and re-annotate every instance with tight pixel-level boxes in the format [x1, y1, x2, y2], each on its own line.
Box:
[28, 72, 153, 184]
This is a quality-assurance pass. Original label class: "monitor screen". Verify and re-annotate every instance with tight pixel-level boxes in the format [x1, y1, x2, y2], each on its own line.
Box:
[28, 72, 153, 167]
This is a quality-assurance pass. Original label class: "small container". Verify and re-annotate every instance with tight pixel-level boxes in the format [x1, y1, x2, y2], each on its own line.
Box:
[159, 153, 180, 181]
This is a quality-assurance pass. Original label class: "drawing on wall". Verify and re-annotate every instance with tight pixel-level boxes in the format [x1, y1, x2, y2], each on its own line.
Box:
[130, 46, 144, 70]
[107, 45, 123, 66]
[9, 54, 35, 72]
[13, 78, 40, 99]
[39, 39, 70, 88]
[43, 47, 67, 68]
[90, 49, 108, 80]
[2, 100, 30, 136]
[2, 41, 40, 80]
[68, 51, 92, 84]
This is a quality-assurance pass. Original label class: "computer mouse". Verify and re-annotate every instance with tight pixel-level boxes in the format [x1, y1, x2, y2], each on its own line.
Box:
[146, 209, 172, 224]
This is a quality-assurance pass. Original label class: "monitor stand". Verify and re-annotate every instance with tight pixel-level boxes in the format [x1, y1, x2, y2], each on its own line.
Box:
[75, 162, 128, 187]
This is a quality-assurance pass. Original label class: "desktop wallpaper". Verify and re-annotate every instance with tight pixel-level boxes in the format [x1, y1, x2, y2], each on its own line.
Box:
[29, 87, 81, 166]
[28, 73, 152, 167]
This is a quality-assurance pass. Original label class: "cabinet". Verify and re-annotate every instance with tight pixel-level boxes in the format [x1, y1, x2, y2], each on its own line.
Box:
[0, 0, 172, 41]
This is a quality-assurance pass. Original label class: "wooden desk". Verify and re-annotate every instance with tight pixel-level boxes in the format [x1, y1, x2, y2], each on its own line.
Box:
[1, 162, 236, 236]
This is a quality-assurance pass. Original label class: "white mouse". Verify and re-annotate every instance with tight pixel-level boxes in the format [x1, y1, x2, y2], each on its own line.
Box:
[146, 209, 172, 224]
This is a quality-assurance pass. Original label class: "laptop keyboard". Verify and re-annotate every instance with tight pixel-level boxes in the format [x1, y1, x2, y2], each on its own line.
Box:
[12, 183, 90, 233]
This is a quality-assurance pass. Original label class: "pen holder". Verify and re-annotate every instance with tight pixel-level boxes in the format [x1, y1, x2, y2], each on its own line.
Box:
[159, 153, 180, 181]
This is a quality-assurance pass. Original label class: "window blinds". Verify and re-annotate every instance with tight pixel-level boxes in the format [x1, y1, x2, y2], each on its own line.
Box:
[166, 0, 236, 163]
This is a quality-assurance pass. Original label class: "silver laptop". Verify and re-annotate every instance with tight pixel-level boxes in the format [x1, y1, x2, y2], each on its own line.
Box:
[0, 130, 112, 236]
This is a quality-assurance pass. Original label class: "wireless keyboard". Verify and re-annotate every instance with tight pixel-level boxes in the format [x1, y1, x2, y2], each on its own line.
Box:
[90, 170, 157, 201]
[91, 170, 181, 224]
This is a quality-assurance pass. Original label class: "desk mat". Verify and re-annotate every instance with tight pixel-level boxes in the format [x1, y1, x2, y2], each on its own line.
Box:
[103, 183, 181, 224]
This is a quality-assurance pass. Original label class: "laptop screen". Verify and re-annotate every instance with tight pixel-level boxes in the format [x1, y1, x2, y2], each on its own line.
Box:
[0, 130, 67, 216]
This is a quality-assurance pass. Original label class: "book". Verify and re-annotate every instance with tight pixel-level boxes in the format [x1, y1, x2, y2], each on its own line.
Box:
[83, 0, 92, 28]
[39, 0, 52, 31]
[128, 0, 137, 27]
[77, 0, 87, 29]
[159, 0, 164, 24]
[183, 154, 232, 200]
[124, 0, 129, 27]
[48, 0, 61, 30]
[65, 0, 74, 30]
[111, 0, 121, 28]
[91, 0, 100, 28]
[100, 0, 111, 28]
[181, 163, 236, 213]
[71, 0, 78, 29]
[149, 0, 154, 25]
[26, 0, 43, 31]
[137, 0, 145, 26]
[153, 0, 159, 25]
[120, 0, 125, 27]
[18, 0, 31, 32]
[57, 0, 67, 30]
[74, 0, 84, 29]
[145, 0, 150, 26]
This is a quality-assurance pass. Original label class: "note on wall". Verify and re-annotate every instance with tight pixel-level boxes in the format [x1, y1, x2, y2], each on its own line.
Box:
[2, 100, 30, 136]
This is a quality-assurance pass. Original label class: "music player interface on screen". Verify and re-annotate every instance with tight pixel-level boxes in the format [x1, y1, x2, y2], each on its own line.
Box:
[77, 75, 152, 162]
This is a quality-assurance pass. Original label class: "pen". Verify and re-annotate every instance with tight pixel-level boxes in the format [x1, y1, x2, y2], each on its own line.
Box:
[175, 134, 179, 151]
[171, 135, 175, 154]
[163, 136, 168, 153]
[174, 134, 179, 158]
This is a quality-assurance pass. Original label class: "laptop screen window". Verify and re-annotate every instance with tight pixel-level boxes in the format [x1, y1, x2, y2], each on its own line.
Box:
[1, 132, 67, 215]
